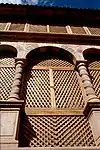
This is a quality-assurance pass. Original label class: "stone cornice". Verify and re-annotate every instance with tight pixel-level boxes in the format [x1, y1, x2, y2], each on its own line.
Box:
[0, 100, 24, 109]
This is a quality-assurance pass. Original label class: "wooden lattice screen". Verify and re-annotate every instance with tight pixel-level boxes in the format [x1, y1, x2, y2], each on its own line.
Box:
[20, 54, 95, 147]
[22, 57, 84, 108]
[0, 57, 15, 100]
[70, 26, 86, 34]
[88, 60, 100, 99]
[88, 27, 100, 35]
[9, 23, 25, 31]
[29, 25, 47, 32]
[0, 23, 7, 30]
[49, 26, 67, 33]
[19, 115, 95, 147]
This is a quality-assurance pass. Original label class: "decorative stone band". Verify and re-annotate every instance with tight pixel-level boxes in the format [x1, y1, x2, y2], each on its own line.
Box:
[8, 58, 26, 101]
[76, 61, 100, 117]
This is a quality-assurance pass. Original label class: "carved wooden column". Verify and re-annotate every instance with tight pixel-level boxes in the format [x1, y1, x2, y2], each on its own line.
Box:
[8, 58, 26, 101]
[77, 61, 100, 146]
[0, 58, 26, 149]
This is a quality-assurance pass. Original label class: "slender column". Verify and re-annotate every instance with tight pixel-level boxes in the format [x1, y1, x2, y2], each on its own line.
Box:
[8, 58, 26, 101]
[77, 61, 99, 103]
[77, 61, 100, 146]
[49, 69, 56, 108]
[1, 58, 26, 148]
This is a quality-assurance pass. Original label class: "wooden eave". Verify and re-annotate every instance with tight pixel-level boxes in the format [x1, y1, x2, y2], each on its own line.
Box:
[0, 31, 100, 45]
[0, 4, 100, 45]
[0, 4, 100, 26]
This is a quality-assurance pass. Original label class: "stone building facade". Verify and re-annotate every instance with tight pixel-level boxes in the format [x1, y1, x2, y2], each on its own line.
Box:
[0, 4, 100, 150]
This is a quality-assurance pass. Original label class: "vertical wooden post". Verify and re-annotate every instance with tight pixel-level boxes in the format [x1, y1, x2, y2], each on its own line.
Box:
[49, 69, 56, 108]
[8, 58, 26, 101]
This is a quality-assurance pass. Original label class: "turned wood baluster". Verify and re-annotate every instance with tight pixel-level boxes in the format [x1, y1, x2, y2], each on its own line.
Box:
[77, 61, 99, 103]
[8, 58, 26, 101]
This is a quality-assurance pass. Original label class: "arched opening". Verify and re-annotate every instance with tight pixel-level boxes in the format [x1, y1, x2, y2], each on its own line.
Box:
[18, 46, 96, 148]
[83, 48, 100, 99]
[0, 45, 17, 100]
[21, 46, 84, 109]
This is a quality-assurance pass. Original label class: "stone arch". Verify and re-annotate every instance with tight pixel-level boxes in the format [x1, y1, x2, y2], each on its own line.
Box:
[26, 45, 76, 65]
[0, 44, 17, 57]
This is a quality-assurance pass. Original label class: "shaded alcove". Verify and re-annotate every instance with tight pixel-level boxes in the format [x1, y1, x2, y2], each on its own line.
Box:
[26, 46, 75, 68]
[83, 48, 100, 61]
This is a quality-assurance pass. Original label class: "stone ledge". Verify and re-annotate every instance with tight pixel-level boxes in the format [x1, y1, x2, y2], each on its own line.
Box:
[83, 101, 100, 117]
[1, 147, 100, 150]
[0, 100, 25, 109]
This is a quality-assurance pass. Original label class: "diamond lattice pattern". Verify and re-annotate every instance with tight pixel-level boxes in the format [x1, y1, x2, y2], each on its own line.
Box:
[53, 70, 84, 108]
[34, 58, 74, 68]
[0, 67, 15, 100]
[22, 57, 84, 108]
[20, 115, 95, 147]
[22, 70, 51, 107]
[0, 58, 15, 100]
[0, 57, 15, 66]
[89, 61, 100, 99]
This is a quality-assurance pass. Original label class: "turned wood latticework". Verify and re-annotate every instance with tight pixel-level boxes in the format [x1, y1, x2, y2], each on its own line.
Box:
[19, 115, 95, 147]
[88, 60, 100, 99]
[0, 57, 15, 100]
[19, 53, 96, 147]
[21, 57, 84, 108]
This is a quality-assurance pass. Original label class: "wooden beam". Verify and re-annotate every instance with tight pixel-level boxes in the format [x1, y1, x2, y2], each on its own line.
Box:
[0, 31, 100, 45]
[25, 107, 83, 116]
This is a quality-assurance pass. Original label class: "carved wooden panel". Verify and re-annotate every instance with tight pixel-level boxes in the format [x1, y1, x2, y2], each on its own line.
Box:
[49, 26, 67, 33]
[71, 26, 86, 34]
[29, 25, 47, 32]
[53, 70, 84, 108]
[22, 70, 51, 108]
[9, 23, 25, 31]
[0, 23, 6, 30]
[88, 27, 100, 35]
[0, 58, 15, 100]
[19, 115, 95, 147]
